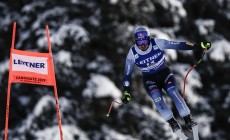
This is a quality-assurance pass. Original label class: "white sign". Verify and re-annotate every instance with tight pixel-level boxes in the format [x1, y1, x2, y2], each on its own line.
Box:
[12, 53, 48, 75]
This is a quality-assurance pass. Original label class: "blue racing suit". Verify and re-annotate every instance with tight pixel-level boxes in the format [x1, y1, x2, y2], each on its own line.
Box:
[123, 37, 201, 121]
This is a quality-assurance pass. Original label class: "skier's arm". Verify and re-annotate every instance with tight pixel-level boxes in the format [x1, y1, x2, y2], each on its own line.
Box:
[122, 50, 135, 104]
[155, 38, 202, 50]
[122, 50, 135, 92]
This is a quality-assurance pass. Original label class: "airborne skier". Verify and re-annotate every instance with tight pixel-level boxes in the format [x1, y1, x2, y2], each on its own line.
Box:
[121, 26, 211, 136]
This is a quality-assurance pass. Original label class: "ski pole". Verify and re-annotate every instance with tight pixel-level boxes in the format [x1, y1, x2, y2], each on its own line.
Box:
[182, 65, 196, 99]
[182, 49, 207, 99]
[106, 100, 122, 117]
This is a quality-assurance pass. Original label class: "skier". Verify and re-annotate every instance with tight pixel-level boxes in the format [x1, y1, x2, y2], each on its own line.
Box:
[121, 26, 211, 133]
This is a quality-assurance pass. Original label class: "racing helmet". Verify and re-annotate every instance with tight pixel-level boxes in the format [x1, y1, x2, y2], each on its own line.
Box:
[134, 26, 150, 46]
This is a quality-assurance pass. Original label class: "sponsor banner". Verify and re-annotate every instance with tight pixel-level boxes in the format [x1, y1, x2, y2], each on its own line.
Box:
[11, 73, 50, 85]
[15, 76, 46, 83]
[9, 49, 55, 85]
[12, 53, 48, 75]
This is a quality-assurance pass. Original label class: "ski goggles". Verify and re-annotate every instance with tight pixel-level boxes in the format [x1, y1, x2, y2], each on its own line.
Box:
[134, 31, 149, 40]
[136, 39, 149, 46]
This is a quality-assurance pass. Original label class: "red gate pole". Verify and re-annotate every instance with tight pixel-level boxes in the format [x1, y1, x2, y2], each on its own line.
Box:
[4, 22, 16, 140]
[46, 25, 64, 140]
[4, 84, 12, 140]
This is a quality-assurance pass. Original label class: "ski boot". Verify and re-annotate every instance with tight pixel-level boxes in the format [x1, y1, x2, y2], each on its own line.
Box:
[167, 117, 181, 132]
[183, 114, 198, 131]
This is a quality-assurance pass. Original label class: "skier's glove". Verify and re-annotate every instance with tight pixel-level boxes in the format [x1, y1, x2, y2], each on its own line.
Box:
[121, 91, 131, 104]
[198, 42, 211, 50]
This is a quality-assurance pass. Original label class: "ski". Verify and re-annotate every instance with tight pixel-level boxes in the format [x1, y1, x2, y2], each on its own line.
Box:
[192, 125, 199, 140]
[174, 129, 189, 140]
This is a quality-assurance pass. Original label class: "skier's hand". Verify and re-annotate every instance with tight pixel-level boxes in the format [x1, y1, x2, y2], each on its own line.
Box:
[121, 91, 131, 104]
[198, 42, 211, 50]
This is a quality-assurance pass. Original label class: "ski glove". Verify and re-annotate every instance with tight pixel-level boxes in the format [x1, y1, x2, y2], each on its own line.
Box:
[121, 91, 131, 104]
[198, 42, 211, 50]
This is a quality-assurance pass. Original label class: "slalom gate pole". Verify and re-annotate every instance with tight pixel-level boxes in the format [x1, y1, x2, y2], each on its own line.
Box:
[106, 100, 122, 117]
[4, 84, 11, 140]
[53, 86, 64, 140]
[46, 25, 64, 140]
[4, 22, 16, 140]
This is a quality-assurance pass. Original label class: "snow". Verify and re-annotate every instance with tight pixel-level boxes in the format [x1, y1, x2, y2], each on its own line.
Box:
[37, 23, 89, 49]
[216, 0, 225, 6]
[109, 0, 118, 4]
[34, 125, 89, 140]
[0, 2, 6, 7]
[168, 0, 187, 17]
[171, 64, 203, 105]
[70, 0, 80, 4]
[87, 55, 113, 73]
[54, 50, 72, 67]
[0, 2, 13, 30]
[223, 10, 230, 20]
[16, 30, 30, 50]
[149, 28, 171, 40]
[89, 15, 100, 27]
[209, 39, 230, 62]
[223, 91, 230, 108]
[58, 97, 74, 113]
[15, 95, 52, 135]
[155, 0, 187, 24]
[18, 96, 31, 106]
[165, 49, 177, 62]
[0, 14, 12, 30]
[53, 23, 89, 46]
[141, 106, 178, 139]
[83, 74, 121, 99]
[196, 115, 214, 138]
[33, 95, 54, 117]
[32, 7, 67, 30]
[195, 19, 215, 35]
[0, 60, 9, 81]
[171, 63, 213, 111]
[22, 1, 46, 13]
[101, 125, 139, 140]
[17, 95, 58, 133]
[15, 95, 86, 140]
[113, 24, 135, 44]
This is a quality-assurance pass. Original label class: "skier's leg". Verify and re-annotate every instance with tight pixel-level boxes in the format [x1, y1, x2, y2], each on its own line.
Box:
[163, 77, 199, 136]
[163, 73, 191, 117]
[148, 90, 182, 132]
[167, 86, 191, 117]
[142, 70, 182, 132]
[148, 90, 173, 121]
[143, 73, 174, 121]
[166, 83, 198, 131]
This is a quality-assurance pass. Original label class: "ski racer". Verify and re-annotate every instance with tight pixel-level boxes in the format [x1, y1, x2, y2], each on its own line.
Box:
[121, 26, 211, 132]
